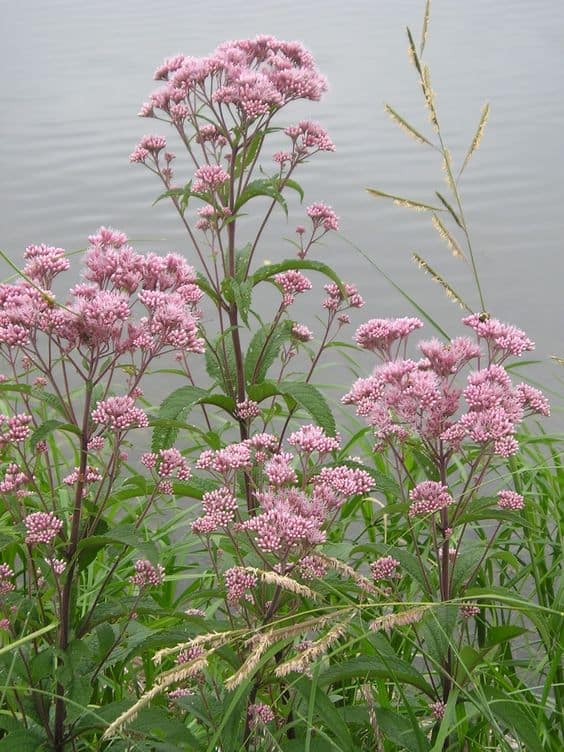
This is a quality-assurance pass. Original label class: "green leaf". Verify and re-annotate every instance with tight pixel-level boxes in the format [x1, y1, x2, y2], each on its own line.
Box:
[234, 177, 288, 216]
[221, 277, 253, 326]
[152, 386, 209, 451]
[30, 647, 54, 683]
[244, 320, 293, 385]
[481, 686, 542, 752]
[0, 731, 45, 751]
[278, 380, 336, 436]
[485, 624, 528, 648]
[375, 707, 431, 752]
[319, 655, 435, 697]
[419, 605, 457, 665]
[294, 676, 354, 751]
[284, 178, 305, 202]
[250, 258, 345, 296]
[30, 419, 80, 449]
[233, 130, 264, 179]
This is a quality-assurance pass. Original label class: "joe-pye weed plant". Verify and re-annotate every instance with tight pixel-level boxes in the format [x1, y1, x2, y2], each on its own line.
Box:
[0, 3, 562, 751]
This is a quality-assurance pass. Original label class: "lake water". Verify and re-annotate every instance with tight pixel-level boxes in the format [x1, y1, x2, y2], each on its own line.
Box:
[1, 0, 563, 409]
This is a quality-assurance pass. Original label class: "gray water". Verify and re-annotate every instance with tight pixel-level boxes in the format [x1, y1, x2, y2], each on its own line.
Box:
[1, 0, 563, 406]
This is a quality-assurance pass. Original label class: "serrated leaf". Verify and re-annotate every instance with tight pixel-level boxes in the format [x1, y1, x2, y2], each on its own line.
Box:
[278, 381, 336, 436]
[284, 178, 304, 202]
[244, 320, 293, 385]
[30, 419, 80, 449]
[234, 177, 288, 216]
[419, 605, 457, 665]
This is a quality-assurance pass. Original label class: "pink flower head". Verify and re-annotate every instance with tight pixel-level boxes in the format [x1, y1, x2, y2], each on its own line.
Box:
[497, 489, 524, 510]
[355, 317, 424, 358]
[236, 400, 261, 420]
[0, 413, 32, 446]
[288, 424, 340, 454]
[463, 314, 534, 360]
[46, 557, 66, 575]
[248, 703, 275, 727]
[192, 164, 229, 193]
[430, 700, 446, 720]
[408, 481, 454, 518]
[323, 282, 364, 311]
[91, 396, 149, 431]
[265, 452, 297, 486]
[273, 270, 312, 306]
[192, 487, 238, 533]
[196, 442, 253, 476]
[297, 554, 328, 579]
[313, 466, 373, 498]
[285, 120, 335, 154]
[306, 202, 339, 231]
[370, 556, 400, 581]
[130, 559, 165, 587]
[0, 463, 31, 494]
[460, 603, 480, 618]
[292, 323, 314, 342]
[224, 566, 257, 604]
[418, 336, 481, 376]
[23, 244, 69, 287]
[243, 487, 326, 552]
[24, 512, 63, 545]
[63, 465, 103, 485]
[441, 364, 525, 457]
[0, 563, 15, 595]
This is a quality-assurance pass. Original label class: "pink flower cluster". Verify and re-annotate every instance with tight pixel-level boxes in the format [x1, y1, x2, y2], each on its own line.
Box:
[0, 228, 204, 360]
[0, 563, 15, 595]
[282, 120, 335, 164]
[248, 702, 275, 726]
[24, 512, 63, 545]
[408, 481, 454, 518]
[192, 487, 238, 534]
[497, 489, 524, 510]
[224, 567, 257, 604]
[192, 165, 230, 194]
[130, 559, 165, 587]
[143, 36, 327, 124]
[463, 314, 534, 360]
[0, 413, 32, 447]
[91, 396, 149, 431]
[306, 202, 339, 231]
[0, 463, 31, 495]
[291, 323, 314, 342]
[192, 426, 372, 568]
[343, 316, 549, 454]
[442, 364, 549, 457]
[370, 556, 400, 581]
[287, 424, 340, 454]
[242, 487, 327, 552]
[63, 466, 103, 485]
[23, 244, 69, 287]
[323, 282, 364, 311]
[355, 317, 424, 358]
[141, 448, 191, 480]
[274, 270, 313, 307]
